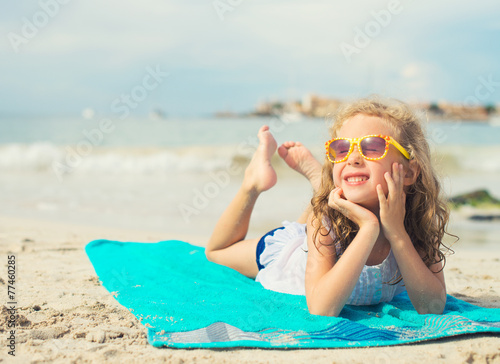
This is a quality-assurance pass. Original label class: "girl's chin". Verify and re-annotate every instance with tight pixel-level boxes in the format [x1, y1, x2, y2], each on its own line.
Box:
[343, 191, 379, 209]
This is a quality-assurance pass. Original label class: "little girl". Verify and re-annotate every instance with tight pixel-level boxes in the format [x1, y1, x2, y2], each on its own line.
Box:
[206, 97, 451, 317]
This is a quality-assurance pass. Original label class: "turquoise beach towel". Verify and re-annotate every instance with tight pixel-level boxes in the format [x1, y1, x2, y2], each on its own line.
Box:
[85, 239, 500, 349]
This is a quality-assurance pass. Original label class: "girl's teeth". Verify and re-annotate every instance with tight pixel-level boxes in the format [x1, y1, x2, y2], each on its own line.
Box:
[347, 176, 367, 182]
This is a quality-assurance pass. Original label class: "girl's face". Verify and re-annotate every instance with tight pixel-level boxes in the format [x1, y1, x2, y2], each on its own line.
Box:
[332, 114, 408, 211]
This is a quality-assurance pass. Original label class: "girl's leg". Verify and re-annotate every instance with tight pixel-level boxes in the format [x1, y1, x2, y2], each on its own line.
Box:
[205, 125, 277, 278]
[278, 141, 323, 223]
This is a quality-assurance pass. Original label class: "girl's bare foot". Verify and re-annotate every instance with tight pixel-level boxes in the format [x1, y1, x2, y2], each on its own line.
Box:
[278, 141, 322, 191]
[243, 126, 278, 193]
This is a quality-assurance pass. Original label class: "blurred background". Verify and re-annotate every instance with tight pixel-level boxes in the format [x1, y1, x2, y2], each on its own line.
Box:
[1, 0, 500, 246]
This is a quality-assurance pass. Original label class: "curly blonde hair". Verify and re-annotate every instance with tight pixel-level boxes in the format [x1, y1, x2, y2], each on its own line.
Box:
[312, 96, 454, 277]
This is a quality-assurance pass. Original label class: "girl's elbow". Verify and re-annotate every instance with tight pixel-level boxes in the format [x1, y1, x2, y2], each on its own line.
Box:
[308, 306, 341, 317]
[306, 298, 341, 317]
[416, 298, 446, 315]
[205, 249, 218, 263]
[416, 307, 444, 315]
[205, 249, 214, 262]
[428, 303, 446, 315]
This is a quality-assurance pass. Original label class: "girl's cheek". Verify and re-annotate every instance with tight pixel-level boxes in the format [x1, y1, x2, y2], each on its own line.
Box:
[377, 175, 390, 195]
[332, 168, 340, 187]
[332, 163, 342, 186]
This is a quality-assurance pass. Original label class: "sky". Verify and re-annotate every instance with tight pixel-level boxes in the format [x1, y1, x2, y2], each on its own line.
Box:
[1, 0, 499, 117]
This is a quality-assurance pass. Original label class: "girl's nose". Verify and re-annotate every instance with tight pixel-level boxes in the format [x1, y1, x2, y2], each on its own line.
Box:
[347, 144, 364, 165]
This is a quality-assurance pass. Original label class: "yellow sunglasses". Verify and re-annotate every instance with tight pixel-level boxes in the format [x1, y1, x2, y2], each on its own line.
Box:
[325, 134, 410, 164]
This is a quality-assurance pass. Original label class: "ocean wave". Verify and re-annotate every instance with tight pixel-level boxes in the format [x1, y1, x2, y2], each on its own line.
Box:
[0, 142, 253, 176]
[3, 142, 500, 176]
[433, 145, 500, 174]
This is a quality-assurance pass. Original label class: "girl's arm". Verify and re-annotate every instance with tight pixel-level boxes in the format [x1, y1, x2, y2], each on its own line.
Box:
[305, 188, 380, 317]
[386, 236, 446, 314]
[377, 163, 446, 314]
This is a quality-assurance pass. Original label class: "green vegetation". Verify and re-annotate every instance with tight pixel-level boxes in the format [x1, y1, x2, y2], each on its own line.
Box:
[485, 104, 497, 115]
[449, 189, 500, 209]
[428, 103, 441, 113]
[270, 102, 284, 112]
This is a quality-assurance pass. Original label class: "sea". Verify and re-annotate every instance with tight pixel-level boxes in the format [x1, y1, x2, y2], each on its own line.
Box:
[1, 114, 500, 246]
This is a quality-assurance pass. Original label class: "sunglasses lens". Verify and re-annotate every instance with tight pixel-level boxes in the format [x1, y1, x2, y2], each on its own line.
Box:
[360, 137, 386, 158]
[329, 139, 351, 161]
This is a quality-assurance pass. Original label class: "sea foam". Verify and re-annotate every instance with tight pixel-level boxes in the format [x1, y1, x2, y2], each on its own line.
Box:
[0, 142, 251, 176]
[3, 142, 500, 176]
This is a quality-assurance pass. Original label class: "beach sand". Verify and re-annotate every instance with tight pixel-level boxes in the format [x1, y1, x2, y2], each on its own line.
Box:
[1, 215, 499, 364]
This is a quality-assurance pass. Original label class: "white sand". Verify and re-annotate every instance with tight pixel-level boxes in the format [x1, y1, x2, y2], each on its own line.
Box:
[1, 215, 499, 364]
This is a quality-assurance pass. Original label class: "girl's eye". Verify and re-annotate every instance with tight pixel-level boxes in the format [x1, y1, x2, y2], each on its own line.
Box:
[334, 147, 350, 157]
[330, 140, 350, 159]
[361, 138, 386, 156]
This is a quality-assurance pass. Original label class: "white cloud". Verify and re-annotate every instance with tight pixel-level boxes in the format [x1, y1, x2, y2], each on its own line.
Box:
[1, 0, 499, 114]
[401, 63, 424, 79]
[399, 62, 440, 97]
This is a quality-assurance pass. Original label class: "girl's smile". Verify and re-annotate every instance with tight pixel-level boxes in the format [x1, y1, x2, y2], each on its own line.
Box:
[343, 172, 370, 185]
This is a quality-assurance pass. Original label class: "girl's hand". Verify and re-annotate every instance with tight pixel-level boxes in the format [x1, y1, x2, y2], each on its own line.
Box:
[376, 163, 407, 242]
[328, 187, 379, 230]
